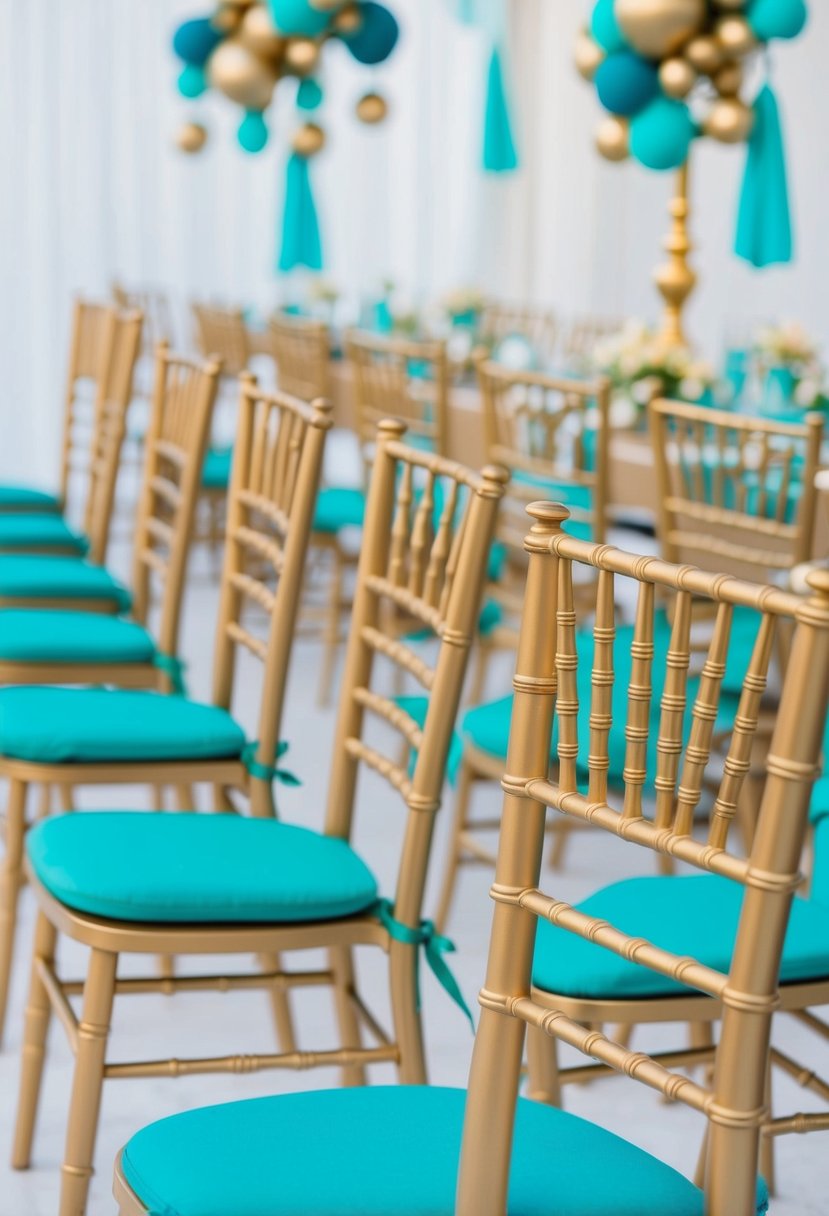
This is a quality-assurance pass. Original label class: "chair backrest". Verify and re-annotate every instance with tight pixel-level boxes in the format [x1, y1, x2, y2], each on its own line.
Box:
[345, 330, 449, 463]
[58, 298, 120, 511]
[324, 421, 505, 926]
[129, 345, 222, 674]
[268, 313, 331, 402]
[211, 378, 332, 815]
[191, 302, 250, 376]
[112, 279, 175, 352]
[481, 302, 558, 363]
[651, 398, 823, 583]
[458, 504, 829, 1216]
[81, 306, 145, 563]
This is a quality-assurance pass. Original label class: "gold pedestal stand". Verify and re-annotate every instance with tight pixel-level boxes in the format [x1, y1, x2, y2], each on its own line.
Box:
[654, 162, 696, 349]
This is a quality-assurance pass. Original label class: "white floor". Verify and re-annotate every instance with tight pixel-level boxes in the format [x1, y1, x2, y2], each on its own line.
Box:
[0, 529, 827, 1215]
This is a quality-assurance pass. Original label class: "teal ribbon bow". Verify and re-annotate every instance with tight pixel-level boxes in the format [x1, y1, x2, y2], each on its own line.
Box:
[373, 897, 475, 1031]
[735, 83, 793, 269]
[242, 740, 301, 787]
[483, 45, 519, 173]
[152, 652, 187, 696]
[278, 151, 323, 273]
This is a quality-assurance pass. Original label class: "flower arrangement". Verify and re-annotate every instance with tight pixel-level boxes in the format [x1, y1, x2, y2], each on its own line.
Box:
[440, 287, 487, 326]
[594, 320, 715, 422]
[755, 322, 828, 410]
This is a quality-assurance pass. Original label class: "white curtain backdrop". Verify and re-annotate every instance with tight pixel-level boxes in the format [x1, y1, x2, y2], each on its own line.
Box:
[1, 0, 828, 481]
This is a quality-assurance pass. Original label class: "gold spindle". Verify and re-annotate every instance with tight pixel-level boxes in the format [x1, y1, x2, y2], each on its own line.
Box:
[654, 589, 692, 828]
[622, 578, 655, 820]
[587, 568, 615, 806]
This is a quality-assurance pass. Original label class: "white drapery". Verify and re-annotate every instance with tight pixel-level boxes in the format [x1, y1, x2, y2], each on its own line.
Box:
[1, 0, 827, 480]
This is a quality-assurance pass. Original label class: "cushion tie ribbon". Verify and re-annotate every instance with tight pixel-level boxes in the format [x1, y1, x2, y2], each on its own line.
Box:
[373, 897, 475, 1032]
[242, 740, 301, 787]
[152, 652, 187, 696]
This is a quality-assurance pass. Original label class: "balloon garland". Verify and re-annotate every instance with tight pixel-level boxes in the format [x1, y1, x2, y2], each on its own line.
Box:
[172, 0, 400, 270]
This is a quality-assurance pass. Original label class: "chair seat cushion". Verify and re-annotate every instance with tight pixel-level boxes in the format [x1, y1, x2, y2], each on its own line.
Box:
[532, 874, 829, 1001]
[0, 688, 245, 764]
[120, 1085, 752, 1216]
[0, 513, 88, 554]
[0, 483, 61, 511]
[27, 813, 378, 923]
[0, 555, 131, 610]
[313, 486, 366, 533]
[202, 446, 233, 490]
[0, 610, 155, 665]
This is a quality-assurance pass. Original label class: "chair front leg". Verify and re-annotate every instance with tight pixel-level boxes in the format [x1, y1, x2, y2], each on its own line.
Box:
[0, 777, 28, 1046]
[525, 1022, 562, 1106]
[329, 945, 366, 1087]
[59, 947, 118, 1216]
[389, 940, 426, 1085]
[317, 543, 344, 708]
[12, 911, 58, 1168]
[434, 756, 476, 935]
[259, 952, 297, 1055]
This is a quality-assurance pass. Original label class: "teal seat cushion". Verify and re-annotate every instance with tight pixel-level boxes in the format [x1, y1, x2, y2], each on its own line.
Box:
[0, 513, 87, 554]
[313, 486, 366, 533]
[121, 1085, 755, 1216]
[202, 446, 233, 490]
[0, 687, 245, 764]
[813, 815, 829, 908]
[809, 774, 829, 827]
[0, 610, 155, 665]
[0, 555, 131, 611]
[27, 813, 378, 923]
[0, 483, 61, 511]
[533, 874, 829, 1001]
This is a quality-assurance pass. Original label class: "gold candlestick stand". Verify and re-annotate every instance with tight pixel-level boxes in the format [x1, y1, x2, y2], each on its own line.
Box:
[653, 161, 697, 349]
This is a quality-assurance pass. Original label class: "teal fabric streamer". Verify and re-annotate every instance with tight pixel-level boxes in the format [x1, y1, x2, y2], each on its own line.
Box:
[483, 45, 518, 172]
[242, 739, 301, 786]
[735, 84, 793, 269]
[373, 897, 475, 1030]
[278, 152, 323, 273]
[152, 652, 187, 696]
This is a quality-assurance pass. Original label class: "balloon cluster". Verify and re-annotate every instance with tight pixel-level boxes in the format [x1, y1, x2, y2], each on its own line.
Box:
[173, 0, 399, 156]
[574, 0, 807, 170]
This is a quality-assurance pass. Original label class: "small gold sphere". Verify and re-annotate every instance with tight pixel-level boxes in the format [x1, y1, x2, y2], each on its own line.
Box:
[175, 121, 208, 154]
[356, 92, 388, 124]
[659, 57, 696, 99]
[615, 0, 706, 58]
[574, 29, 605, 81]
[715, 14, 757, 56]
[333, 3, 363, 34]
[284, 37, 320, 74]
[684, 35, 723, 75]
[208, 39, 277, 109]
[238, 5, 285, 58]
[703, 96, 754, 143]
[211, 6, 243, 34]
[713, 59, 743, 96]
[292, 121, 326, 157]
[595, 115, 630, 162]
[309, 0, 344, 9]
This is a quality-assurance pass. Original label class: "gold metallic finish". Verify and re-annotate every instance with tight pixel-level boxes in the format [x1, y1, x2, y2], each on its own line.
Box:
[654, 161, 697, 348]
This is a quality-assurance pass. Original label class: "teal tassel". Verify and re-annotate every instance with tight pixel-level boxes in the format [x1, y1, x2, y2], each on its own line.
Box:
[278, 152, 323, 273]
[483, 46, 518, 172]
[735, 84, 793, 269]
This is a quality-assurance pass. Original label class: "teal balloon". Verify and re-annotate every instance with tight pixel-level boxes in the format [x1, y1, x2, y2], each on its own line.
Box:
[173, 17, 223, 67]
[747, 0, 808, 41]
[590, 0, 627, 53]
[267, 0, 330, 36]
[595, 51, 659, 117]
[630, 97, 695, 171]
[297, 77, 324, 111]
[342, 2, 400, 65]
[238, 110, 269, 153]
[177, 64, 207, 99]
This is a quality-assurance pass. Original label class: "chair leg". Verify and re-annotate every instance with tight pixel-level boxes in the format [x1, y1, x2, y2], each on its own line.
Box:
[525, 1023, 562, 1106]
[173, 785, 196, 812]
[317, 545, 343, 708]
[434, 757, 476, 934]
[466, 640, 491, 709]
[59, 948, 118, 1216]
[59, 785, 76, 813]
[760, 1054, 777, 1197]
[329, 945, 366, 1087]
[545, 816, 577, 871]
[36, 784, 53, 820]
[0, 778, 28, 1047]
[12, 912, 58, 1168]
[151, 785, 165, 812]
[390, 941, 427, 1085]
[259, 952, 297, 1055]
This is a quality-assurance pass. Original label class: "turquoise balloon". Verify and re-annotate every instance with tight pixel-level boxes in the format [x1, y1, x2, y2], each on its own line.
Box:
[630, 97, 695, 172]
[590, 0, 627, 54]
[297, 78, 324, 111]
[267, 0, 331, 37]
[748, 0, 808, 41]
[172, 17, 223, 67]
[595, 51, 659, 117]
[238, 110, 269, 153]
[177, 64, 206, 99]
[342, 2, 399, 64]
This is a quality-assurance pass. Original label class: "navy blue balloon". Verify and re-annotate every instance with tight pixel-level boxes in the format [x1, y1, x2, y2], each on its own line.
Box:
[342, 2, 399, 65]
[173, 17, 223, 68]
[595, 50, 659, 117]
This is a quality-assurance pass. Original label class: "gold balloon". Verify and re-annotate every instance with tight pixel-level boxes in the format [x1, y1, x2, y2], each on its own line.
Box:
[714, 59, 743, 96]
[211, 6, 243, 34]
[659, 57, 696, 98]
[615, 0, 706, 58]
[595, 115, 630, 162]
[356, 92, 388, 123]
[284, 37, 320, 74]
[684, 35, 723, 74]
[309, 0, 345, 8]
[292, 122, 326, 157]
[703, 96, 754, 143]
[175, 121, 208, 154]
[715, 14, 757, 55]
[333, 3, 363, 34]
[239, 5, 285, 58]
[574, 29, 605, 81]
[207, 39, 277, 109]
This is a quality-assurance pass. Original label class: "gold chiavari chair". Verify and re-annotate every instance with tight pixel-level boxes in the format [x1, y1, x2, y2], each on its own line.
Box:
[433, 364, 611, 929]
[191, 301, 250, 376]
[480, 301, 558, 366]
[0, 379, 329, 1052]
[112, 280, 174, 354]
[268, 311, 331, 401]
[15, 423, 503, 1216]
[111, 504, 829, 1216]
